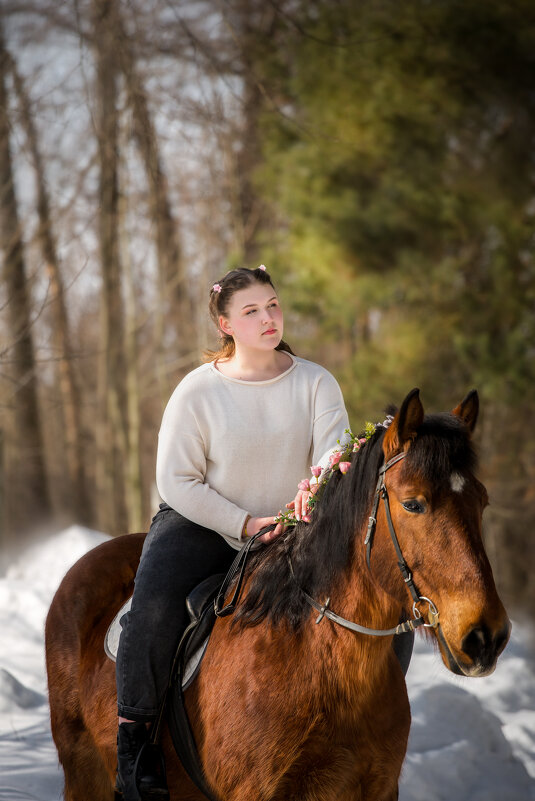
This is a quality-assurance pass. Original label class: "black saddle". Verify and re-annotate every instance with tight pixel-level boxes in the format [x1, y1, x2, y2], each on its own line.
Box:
[180, 573, 224, 690]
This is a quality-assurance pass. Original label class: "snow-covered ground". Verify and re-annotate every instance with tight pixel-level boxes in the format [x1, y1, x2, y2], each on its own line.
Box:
[0, 526, 533, 800]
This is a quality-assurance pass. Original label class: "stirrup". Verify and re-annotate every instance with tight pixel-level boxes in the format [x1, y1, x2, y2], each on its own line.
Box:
[136, 742, 169, 800]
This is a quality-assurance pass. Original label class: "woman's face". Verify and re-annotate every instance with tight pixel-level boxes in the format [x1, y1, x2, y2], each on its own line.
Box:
[219, 282, 284, 353]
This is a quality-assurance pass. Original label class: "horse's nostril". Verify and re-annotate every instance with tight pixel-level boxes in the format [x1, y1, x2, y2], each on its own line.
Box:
[462, 625, 490, 662]
[494, 621, 511, 657]
[462, 621, 510, 666]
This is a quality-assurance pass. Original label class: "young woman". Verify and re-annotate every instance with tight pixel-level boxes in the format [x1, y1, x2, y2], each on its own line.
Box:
[115, 266, 350, 800]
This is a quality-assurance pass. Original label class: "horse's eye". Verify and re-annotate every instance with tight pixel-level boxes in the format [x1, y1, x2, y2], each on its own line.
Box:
[402, 499, 426, 514]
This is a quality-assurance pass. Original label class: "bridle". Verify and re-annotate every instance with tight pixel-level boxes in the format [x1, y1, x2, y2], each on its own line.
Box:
[287, 451, 440, 637]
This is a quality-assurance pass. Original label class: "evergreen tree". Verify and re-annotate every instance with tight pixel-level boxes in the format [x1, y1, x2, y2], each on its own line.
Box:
[256, 0, 535, 614]
[258, 0, 535, 414]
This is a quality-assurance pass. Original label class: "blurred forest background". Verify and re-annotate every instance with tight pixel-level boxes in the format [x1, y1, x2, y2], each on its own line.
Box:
[0, 0, 533, 619]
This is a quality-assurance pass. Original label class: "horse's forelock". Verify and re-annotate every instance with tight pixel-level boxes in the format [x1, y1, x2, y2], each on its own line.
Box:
[404, 413, 477, 488]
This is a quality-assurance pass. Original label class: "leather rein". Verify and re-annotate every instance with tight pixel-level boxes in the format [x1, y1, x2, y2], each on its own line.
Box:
[288, 451, 439, 637]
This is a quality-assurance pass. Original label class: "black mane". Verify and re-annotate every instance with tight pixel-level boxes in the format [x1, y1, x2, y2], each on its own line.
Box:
[234, 410, 476, 631]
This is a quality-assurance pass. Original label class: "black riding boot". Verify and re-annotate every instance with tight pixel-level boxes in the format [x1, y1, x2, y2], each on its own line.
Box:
[116, 722, 169, 801]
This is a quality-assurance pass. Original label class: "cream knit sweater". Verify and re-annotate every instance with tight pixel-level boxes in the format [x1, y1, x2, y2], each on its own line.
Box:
[156, 354, 350, 550]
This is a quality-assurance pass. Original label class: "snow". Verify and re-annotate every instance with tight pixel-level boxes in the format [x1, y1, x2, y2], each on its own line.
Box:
[0, 526, 534, 800]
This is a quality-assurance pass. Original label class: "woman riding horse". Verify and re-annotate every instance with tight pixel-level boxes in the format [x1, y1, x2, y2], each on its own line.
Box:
[45, 383, 511, 801]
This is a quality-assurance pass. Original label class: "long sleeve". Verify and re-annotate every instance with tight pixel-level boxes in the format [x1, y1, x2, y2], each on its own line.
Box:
[156, 378, 250, 542]
[311, 370, 351, 469]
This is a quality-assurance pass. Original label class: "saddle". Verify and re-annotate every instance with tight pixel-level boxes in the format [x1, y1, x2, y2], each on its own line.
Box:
[105, 573, 222, 690]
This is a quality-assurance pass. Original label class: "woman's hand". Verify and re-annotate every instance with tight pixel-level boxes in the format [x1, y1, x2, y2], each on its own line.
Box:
[246, 516, 285, 544]
[286, 482, 320, 522]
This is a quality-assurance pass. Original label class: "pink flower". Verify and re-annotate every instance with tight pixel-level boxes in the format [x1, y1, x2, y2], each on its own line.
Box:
[310, 465, 322, 477]
[298, 478, 310, 491]
[212, 283, 222, 293]
[258, 264, 267, 271]
[353, 442, 360, 451]
[359, 437, 367, 445]
[339, 461, 351, 475]
[329, 451, 342, 467]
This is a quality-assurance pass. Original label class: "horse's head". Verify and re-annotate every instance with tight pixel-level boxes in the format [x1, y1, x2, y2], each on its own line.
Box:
[376, 388, 511, 677]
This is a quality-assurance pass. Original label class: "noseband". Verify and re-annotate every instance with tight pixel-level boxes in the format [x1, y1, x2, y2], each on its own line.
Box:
[288, 451, 439, 637]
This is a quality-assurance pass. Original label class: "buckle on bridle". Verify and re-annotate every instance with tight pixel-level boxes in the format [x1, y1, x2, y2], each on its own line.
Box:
[315, 598, 331, 624]
[412, 596, 440, 628]
[364, 517, 376, 545]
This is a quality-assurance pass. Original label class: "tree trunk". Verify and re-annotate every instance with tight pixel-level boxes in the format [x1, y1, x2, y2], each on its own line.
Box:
[9, 55, 91, 525]
[93, 0, 128, 534]
[118, 120, 144, 533]
[116, 18, 193, 401]
[232, 0, 277, 265]
[0, 427, 5, 562]
[236, 74, 264, 264]
[0, 25, 52, 533]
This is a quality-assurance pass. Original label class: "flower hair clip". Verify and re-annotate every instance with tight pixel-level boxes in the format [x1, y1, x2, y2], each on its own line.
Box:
[258, 264, 266, 271]
[212, 283, 222, 293]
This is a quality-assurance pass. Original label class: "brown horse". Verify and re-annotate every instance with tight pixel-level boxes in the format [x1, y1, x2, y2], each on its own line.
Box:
[45, 389, 510, 801]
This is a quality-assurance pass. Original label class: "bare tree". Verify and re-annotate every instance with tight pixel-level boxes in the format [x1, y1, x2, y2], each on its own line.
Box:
[0, 0, 287, 539]
[8, 54, 91, 524]
[116, 12, 193, 402]
[92, 0, 129, 534]
[221, 0, 279, 265]
[0, 21, 51, 534]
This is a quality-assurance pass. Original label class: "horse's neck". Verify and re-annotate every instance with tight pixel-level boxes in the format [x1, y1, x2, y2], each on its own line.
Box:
[290, 515, 403, 637]
[331, 535, 402, 630]
[298, 585, 400, 713]
[297, 537, 403, 697]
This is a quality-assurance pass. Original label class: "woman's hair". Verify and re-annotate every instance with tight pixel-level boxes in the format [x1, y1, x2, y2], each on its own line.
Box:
[204, 266, 295, 362]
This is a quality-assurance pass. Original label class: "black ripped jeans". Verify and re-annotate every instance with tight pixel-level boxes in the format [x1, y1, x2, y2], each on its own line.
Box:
[116, 505, 237, 722]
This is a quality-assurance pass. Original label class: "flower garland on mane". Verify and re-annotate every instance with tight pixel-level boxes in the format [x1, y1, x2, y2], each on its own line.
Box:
[275, 416, 394, 527]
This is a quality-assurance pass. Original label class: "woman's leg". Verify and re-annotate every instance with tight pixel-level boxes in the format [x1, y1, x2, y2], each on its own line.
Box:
[115, 505, 236, 798]
[117, 506, 236, 719]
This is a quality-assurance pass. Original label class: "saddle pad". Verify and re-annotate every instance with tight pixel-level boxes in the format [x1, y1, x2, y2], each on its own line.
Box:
[104, 598, 132, 662]
[104, 599, 209, 690]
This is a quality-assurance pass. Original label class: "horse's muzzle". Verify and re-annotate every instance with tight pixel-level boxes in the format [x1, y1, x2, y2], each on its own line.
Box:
[438, 617, 511, 677]
[459, 619, 512, 676]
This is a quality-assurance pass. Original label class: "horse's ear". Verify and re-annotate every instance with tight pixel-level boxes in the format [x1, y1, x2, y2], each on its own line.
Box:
[383, 388, 424, 461]
[452, 389, 479, 435]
